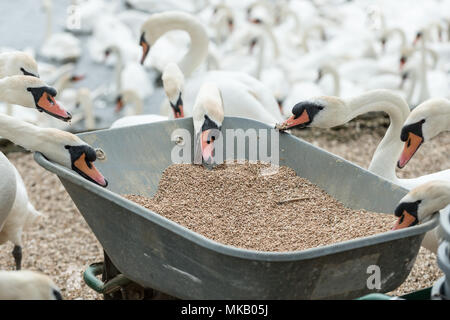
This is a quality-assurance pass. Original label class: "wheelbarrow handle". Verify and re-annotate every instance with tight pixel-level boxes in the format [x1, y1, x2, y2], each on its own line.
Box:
[83, 262, 131, 294]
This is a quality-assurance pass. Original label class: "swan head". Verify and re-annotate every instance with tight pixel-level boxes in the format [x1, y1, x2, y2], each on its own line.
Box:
[413, 31, 423, 46]
[193, 83, 224, 165]
[4, 76, 72, 121]
[139, 32, 150, 65]
[0, 51, 39, 78]
[398, 98, 450, 169]
[392, 180, 450, 230]
[162, 63, 185, 118]
[277, 97, 345, 131]
[40, 129, 108, 187]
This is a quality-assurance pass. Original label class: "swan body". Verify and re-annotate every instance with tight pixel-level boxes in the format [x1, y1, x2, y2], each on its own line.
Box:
[67, 0, 117, 34]
[0, 166, 42, 270]
[112, 88, 168, 128]
[105, 45, 153, 100]
[0, 270, 62, 300]
[161, 65, 284, 125]
[88, 14, 140, 66]
[111, 114, 168, 129]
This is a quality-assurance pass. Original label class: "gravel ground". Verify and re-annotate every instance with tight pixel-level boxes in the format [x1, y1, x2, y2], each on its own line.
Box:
[0, 115, 448, 299]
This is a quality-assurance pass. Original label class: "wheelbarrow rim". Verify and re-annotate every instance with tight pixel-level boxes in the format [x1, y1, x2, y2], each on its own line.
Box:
[33, 118, 439, 262]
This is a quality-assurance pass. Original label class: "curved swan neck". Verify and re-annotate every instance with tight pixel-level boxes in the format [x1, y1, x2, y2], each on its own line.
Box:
[145, 13, 209, 77]
[43, 0, 53, 42]
[106, 45, 123, 93]
[321, 65, 340, 96]
[77, 89, 95, 130]
[344, 90, 410, 180]
[301, 24, 325, 52]
[384, 27, 407, 48]
[53, 72, 73, 94]
[406, 68, 417, 105]
[418, 33, 430, 102]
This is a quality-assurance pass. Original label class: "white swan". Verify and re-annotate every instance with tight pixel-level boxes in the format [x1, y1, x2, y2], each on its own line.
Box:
[88, 14, 141, 66]
[401, 64, 449, 107]
[140, 12, 283, 125]
[277, 89, 449, 190]
[104, 45, 153, 100]
[111, 89, 168, 128]
[193, 82, 224, 165]
[280, 64, 362, 117]
[73, 88, 96, 130]
[0, 270, 62, 300]
[40, 0, 81, 62]
[392, 180, 450, 254]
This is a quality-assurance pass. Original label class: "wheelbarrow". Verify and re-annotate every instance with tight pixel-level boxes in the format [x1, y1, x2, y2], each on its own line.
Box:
[34, 117, 438, 299]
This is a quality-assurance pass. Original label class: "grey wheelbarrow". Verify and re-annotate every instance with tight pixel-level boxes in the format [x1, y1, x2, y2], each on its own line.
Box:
[34, 117, 438, 299]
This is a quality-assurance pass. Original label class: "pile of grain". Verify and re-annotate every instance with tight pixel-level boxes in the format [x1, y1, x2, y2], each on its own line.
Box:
[125, 161, 396, 252]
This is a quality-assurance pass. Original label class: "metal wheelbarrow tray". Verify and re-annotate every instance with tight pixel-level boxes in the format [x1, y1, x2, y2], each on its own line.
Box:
[34, 117, 438, 299]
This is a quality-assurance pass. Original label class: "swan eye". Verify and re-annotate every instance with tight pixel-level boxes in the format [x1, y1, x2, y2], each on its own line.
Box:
[317, 106, 324, 110]
[47, 95, 55, 105]
[416, 200, 422, 204]
[420, 119, 426, 124]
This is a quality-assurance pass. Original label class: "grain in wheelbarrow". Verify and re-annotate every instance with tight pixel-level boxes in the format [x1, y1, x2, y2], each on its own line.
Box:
[125, 161, 397, 252]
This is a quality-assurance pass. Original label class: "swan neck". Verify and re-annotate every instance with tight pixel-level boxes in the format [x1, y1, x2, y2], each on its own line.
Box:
[345, 91, 410, 180]
[0, 114, 43, 151]
[54, 73, 72, 93]
[323, 66, 340, 96]
[419, 35, 430, 102]
[108, 46, 123, 93]
[79, 92, 95, 129]
[158, 19, 209, 77]
[44, 1, 53, 41]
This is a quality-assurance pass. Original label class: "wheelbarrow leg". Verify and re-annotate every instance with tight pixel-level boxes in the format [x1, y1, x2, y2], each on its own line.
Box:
[102, 250, 125, 300]
[101, 250, 177, 300]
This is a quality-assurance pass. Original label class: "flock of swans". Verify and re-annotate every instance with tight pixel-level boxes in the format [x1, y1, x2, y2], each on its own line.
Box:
[0, 0, 450, 298]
